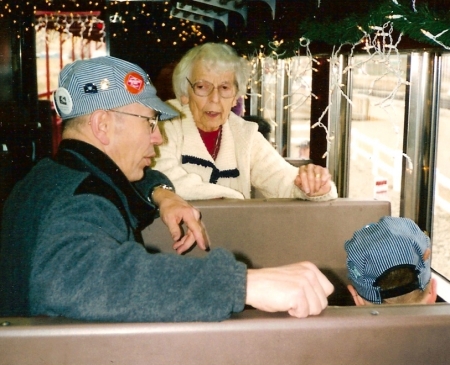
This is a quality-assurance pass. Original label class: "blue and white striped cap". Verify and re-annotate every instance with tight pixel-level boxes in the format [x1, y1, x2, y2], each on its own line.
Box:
[53, 56, 178, 121]
[345, 216, 431, 304]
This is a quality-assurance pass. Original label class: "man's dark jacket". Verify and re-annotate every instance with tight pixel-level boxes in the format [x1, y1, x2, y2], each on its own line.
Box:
[0, 139, 246, 322]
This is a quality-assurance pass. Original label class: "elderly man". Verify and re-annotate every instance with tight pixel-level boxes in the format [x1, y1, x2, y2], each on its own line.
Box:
[0, 56, 333, 322]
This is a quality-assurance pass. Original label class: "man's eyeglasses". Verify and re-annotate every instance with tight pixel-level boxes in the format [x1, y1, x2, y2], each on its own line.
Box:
[108, 109, 160, 132]
[186, 78, 237, 99]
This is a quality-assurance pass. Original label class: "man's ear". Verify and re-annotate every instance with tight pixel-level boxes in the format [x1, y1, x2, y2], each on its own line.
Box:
[426, 278, 438, 304]
[90, 110, 111, 145]
[347, 284, 367, 306]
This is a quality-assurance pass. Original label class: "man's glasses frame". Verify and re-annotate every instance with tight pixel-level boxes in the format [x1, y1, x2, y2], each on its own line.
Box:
[186, 77, 237, 99]
[107, 109, 160, 132]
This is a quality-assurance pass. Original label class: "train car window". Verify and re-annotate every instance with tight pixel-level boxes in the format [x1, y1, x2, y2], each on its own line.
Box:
[35, 12, 107, 102]
[432, 53, 450, 281]
[285, 56, 313, 159]
[260, 56, 277, 145]
[347, 54, 408, 217]
[34, 12, 107, 154]
[254, 56, 312, 158]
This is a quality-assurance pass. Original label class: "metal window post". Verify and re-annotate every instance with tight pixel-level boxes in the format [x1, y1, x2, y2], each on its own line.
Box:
[274, 59, 289, 156]
[327, 54, 351, 197]
[402, 52, 441, 235]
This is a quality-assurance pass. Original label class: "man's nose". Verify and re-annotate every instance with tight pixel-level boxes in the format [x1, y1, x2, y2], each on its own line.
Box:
[151, 125, 164, 145]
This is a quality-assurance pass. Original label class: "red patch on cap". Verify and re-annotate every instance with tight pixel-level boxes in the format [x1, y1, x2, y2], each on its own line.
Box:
[124, 72, 145, 94]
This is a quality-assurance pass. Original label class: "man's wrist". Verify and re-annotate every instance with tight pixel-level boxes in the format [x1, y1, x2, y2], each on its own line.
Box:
[150, 184, 174, 205]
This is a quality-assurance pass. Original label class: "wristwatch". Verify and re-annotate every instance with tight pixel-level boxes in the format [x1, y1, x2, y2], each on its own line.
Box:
[150, 184, 174, 204]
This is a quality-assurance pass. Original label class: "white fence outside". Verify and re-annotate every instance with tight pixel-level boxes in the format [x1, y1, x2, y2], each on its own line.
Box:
[351, 128, 402, 193]
[351, 128, 450, 213]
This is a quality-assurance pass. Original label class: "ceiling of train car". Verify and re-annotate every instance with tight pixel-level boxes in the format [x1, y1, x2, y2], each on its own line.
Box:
[29, 0, 449, 45]
[23, 0, 450, 62]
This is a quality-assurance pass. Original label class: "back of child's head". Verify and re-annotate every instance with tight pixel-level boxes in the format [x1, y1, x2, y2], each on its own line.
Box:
[376, 265, 430, 304]
[345, 216, 431, 304]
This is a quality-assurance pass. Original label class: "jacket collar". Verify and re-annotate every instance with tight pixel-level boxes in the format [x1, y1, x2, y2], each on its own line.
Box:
[55, 139, 155, 230]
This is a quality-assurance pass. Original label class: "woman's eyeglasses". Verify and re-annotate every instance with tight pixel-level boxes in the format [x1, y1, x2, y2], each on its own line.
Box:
[186, 78, 237, 99]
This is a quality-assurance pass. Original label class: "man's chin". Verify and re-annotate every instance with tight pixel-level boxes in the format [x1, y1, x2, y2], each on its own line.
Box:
[130, 169, 146, 183]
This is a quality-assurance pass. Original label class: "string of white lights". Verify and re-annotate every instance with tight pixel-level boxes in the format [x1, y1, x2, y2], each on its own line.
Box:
[283, 39, 317, 113]
[421, 29, 450, 51]
[328, 21, 412, 172]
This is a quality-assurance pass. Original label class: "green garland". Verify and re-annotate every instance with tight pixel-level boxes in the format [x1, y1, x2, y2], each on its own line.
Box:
[6, 0, 450, 58]
[235, 1, 450, 58]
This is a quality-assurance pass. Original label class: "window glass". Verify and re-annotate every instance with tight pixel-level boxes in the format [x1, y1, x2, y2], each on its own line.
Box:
[260, 57, 277, 145]
[35, 15, 107, 101]
[35, 14, 107, 153]
[432, 54, 450, 279]
[348, 54, 408, 217]
[259, 56, 312, 157]
[286, 56, 312, 159]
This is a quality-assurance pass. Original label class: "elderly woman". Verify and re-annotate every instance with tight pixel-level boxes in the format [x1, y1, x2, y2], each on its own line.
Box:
[153, 43, 338, 201]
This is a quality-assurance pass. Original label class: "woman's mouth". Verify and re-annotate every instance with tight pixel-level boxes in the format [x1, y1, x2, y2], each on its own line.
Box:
[206, 111, 220, 118]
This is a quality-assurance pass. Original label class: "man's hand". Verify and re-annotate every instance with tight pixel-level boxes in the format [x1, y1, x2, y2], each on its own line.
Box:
[294, 163, 332, 197]
[245, 261, 334, 318]
[152, 188, 210, 254]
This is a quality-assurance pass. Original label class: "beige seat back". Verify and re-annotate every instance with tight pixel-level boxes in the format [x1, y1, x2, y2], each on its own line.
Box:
[4, 199, 450, 364]
[142, 198, 391, 305]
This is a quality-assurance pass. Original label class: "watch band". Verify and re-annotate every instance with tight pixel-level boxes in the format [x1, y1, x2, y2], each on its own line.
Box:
[150, 184, 174, 205]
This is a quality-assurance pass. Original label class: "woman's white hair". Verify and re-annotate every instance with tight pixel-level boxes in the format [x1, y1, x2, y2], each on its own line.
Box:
[172, 42, 251, 102]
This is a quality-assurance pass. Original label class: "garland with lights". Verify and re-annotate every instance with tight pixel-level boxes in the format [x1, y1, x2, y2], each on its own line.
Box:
[3, 1, 449, 57]
[300, 2, 450, 48]
[233, 0, 450, 58]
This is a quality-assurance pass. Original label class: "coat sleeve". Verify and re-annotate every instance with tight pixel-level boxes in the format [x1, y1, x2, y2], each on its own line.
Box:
[248, 131, 338, 200]
[30, 194, 247, 322]
[154, 119, 244, 200]
[133, 168, 175, 198]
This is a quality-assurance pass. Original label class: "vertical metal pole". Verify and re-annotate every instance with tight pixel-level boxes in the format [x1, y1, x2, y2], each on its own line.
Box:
[249, 56, 262, 116]
[284, 58, 294, 157]
[46, 33, 50, 100]
[328, 54, 350, 197]
[424, 53, 441, 238]
[274, 59, 288, 155]
[20, 8, 38, 121]
[60, 33, 64, 70]
[401, 52, 440, 236]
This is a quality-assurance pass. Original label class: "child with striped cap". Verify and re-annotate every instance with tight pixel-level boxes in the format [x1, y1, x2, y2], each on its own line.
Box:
[345, 216, 437, 305]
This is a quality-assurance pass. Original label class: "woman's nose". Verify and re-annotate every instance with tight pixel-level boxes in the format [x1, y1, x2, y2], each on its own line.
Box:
[208, 87, 221, 102]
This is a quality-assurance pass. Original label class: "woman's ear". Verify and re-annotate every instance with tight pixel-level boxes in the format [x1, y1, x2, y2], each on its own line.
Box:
[90, 110, 111, 145]
[181, 95, 189, 105]
[347, 284, 367, 306]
